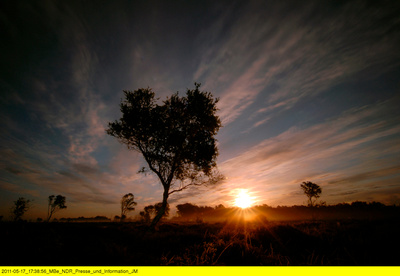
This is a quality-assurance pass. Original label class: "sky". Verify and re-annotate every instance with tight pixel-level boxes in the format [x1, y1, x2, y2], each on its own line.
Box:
[1, 0, 400, 220]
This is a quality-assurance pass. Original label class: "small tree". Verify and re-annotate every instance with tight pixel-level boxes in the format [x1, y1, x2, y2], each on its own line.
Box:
[107, 83, 223, 228]
[300, 181, 322, 207]
[11, 197, 31, 221]
[139, 203, 169, 223]
[121, 193, 137, 221]
[140, 205, 155, 223]
[47, 195, 67, 221]
[154, 202, 170, 220]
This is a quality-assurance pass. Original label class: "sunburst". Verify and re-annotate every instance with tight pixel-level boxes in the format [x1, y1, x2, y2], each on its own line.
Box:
[234, 189, 254, 209]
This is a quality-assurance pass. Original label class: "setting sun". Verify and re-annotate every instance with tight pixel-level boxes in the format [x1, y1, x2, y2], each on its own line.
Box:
[234, 189, 254, 209]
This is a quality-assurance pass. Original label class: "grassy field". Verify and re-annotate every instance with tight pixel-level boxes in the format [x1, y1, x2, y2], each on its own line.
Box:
[1, 219, 400, 265]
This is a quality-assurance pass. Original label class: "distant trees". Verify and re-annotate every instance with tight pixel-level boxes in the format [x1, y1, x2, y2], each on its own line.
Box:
[139, 205, 155, 223]
[176, 203, 216, 220]
[59, 216, 111, 222]
[120, 193, 137, 221]
[47, 195, 67, 222]
[300, 181, 322, 207]
[140, 203, 170, 223]
[154, 202, 170, 218]
[177, 203, 200, 217]
[11, 197, 31, 221]
[107, 83, 223, 228]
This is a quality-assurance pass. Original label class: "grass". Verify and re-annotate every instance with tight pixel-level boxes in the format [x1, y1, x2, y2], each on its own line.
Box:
[1, 219, 400, 265]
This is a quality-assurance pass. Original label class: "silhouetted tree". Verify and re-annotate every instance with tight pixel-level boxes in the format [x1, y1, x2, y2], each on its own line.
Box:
[368, 201, 385, 209]
[120, 193, 137, 221]
[154, 202, 170, 219]
[177, 203, 200, 218]
[351, 201, 368, 208]
[11, 197, 31, 221]
[47, 195, 67, 222]
[144, 205, 155, 216]
[140, 203, 169, 223]
[139, 211, 150, 223]
[300, 181, 322, 207]
[107, 83, 223, 228]
[176, 203, 216, 221]
[140, 205, 155, 223]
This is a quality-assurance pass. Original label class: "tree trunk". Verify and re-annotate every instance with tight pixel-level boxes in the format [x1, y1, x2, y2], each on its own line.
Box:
[308, 197, 313, 207]
[149, 188, 169, 229]
[47, 207, 54, 222]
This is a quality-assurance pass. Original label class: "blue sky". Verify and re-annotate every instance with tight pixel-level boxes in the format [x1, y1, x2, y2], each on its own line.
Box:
[1, 0, 400, 219]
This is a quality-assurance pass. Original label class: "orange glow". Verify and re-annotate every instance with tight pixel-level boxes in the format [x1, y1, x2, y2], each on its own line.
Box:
[234, 189, 254, 209]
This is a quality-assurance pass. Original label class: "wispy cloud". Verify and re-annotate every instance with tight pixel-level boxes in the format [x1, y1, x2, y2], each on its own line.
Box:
[1, 1, 399, 218]
[215, 98, 400, 205]
[0, 180, 40, 198]
[195, 1, 400, 126]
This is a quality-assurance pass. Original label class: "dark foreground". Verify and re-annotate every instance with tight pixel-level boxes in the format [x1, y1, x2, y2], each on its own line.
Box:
[1, 219, 400, 265]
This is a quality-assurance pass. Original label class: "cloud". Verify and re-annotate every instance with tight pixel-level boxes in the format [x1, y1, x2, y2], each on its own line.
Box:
[0, 2, 108, 176]
[216, 57, 271, 125]
[328, 166, 400, 185]
[255, 118, 271, 129]
[194, 1, 400, 126]
[0, 180, 40, 198]
[216, 98, 400, 205]
[1, 1, 400, 216]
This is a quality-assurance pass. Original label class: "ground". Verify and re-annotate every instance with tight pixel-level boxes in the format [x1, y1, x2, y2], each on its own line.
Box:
[1, 219, 400, 265]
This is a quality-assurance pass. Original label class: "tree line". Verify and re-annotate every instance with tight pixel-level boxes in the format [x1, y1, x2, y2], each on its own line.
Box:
[172, 201, 399, 221]
[7, 188, 398, 223]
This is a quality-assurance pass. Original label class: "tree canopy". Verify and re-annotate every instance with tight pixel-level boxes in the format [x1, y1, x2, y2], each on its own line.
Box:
[47, 195, 67, 222]
[300, 181, 322, 207]
[107, 83, 223, 227]
[11, 197, 31, 221]
[140, 203, 170, 223]
[120, 193, 137, 221]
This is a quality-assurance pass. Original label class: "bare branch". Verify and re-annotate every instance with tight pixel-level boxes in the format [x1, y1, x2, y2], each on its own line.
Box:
[169, 183, 201, 195]
[169, 170, 225, 195]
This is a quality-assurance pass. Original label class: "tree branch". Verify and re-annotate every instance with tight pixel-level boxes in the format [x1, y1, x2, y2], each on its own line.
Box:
[138, 142, 167, 187]
[169, 183, 200, 195]
[169, 171, 224, 195]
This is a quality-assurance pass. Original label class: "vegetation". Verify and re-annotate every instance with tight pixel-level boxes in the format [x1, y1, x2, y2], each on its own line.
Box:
[47, 195, 67, 222]
[171, 202, 400, 222]
[58, 216, 111, 222]
[140, 203, 170, 223]
[300, 181, 322, 207]
[106, 83, 223, 228]
[11, 197, 31, 221]
[120, 193, 137, 221]
[1, 200, 399, 265]
[1, 218, 399, 265]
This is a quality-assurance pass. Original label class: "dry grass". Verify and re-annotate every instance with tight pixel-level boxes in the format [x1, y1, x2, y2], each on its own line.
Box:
[1, 219, 399, 265]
